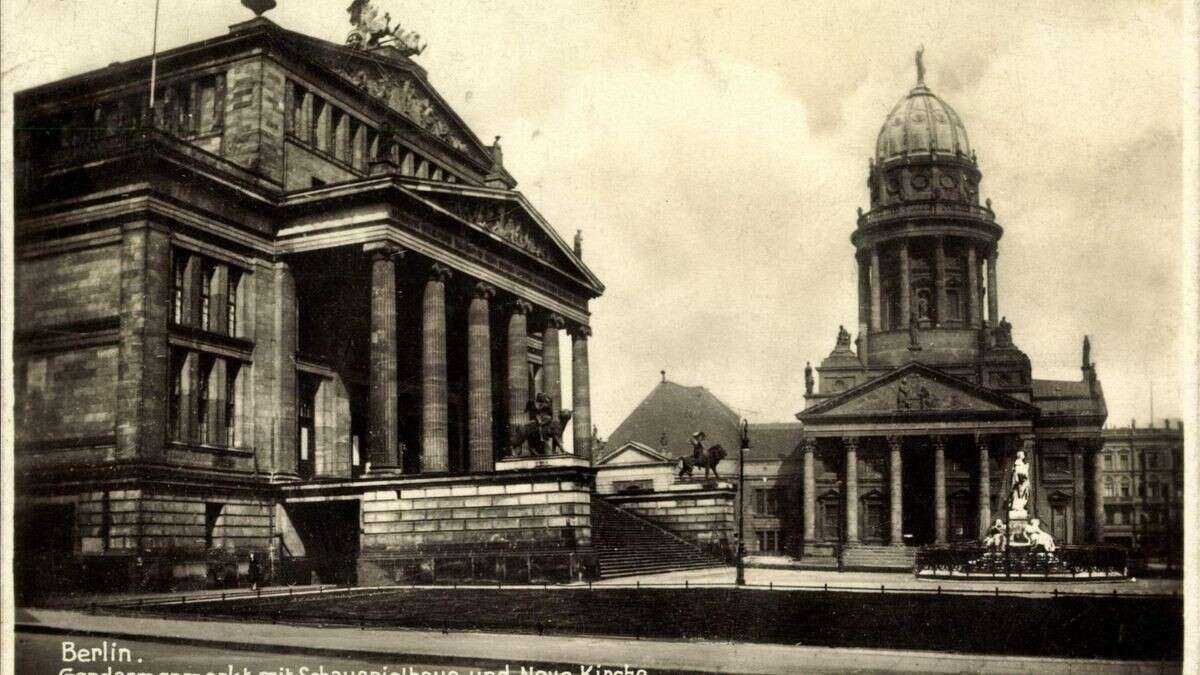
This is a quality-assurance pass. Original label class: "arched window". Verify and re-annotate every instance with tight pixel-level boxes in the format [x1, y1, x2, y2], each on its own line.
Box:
[1119, 477, 1131, 497]
[1103, 477, 1114, 498]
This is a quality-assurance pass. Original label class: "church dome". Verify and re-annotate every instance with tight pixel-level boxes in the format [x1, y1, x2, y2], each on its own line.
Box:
[875, 83, 971, 164]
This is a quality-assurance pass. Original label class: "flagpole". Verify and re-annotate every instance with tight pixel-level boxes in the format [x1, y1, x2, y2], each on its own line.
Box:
[149, 0, 162, 107]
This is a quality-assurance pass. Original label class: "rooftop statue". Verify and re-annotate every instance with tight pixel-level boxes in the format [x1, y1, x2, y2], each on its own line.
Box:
[346, 0, 427, 55]
[915, 45, 926, 86]
[835, 325, 852, 350]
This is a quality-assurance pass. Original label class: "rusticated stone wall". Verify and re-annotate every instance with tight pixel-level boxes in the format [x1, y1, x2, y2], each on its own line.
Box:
[357, 470, 596, 584]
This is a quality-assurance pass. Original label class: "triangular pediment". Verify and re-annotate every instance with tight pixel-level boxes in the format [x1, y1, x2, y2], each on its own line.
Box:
[597, 442, 675, 466]
[408, 187, 603, 294]
[282, 29, 494, 167]
[800, 363, 1039, 419]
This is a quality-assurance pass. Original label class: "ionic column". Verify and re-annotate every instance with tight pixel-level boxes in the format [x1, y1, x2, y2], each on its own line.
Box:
[977, 436, 991, 538]
[844, 437, 859, 543]
[542, 314, 565, 414]
[276, 259, 299, 475]
[887, 436, 903, 545]
[869, 247, 882, 332]
[421, 263, 452, 473]
[367, 244, 401, 471]
[507, 300, 533, 451]
[802, 438, 816, 543]
[933, 436, 947, 544]
[571, 325, 593, 459]
[467, 282, 495, 472]
[899, 241, 911, 329]
[935, 237, 948, 327]
[967, 244, 980, 328]
[987, 248, 999, 328]
[1091, 441, 1105, 543]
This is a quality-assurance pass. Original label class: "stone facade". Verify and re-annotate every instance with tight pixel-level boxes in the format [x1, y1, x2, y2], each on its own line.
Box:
[1100, 421, 1184, 562]
[798, 62, 1108, 556]
[13, 15, 603, 594]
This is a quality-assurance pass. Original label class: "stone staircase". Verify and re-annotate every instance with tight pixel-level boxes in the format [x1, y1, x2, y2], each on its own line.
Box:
[842, 544, 917, 571]
[591, 497, 726, 578]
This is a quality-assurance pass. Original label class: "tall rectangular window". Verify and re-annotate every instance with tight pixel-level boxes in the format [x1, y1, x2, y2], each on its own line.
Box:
[227, 270, 241, 337]
[199, 261, 213, 330]
[225, 362, 239, 448]
[172, 250, 187, 324]
[169, 349, 184, 440]
[196, 355, 213, 444]
[1103, 453, 1113, 470]
[754, 488, 779, 516]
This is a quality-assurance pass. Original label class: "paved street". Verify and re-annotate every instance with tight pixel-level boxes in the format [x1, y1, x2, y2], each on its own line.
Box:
[16, 608, 1181, 675]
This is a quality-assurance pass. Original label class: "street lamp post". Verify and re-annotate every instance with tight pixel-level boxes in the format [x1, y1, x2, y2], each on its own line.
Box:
[736, 419, 749, 586]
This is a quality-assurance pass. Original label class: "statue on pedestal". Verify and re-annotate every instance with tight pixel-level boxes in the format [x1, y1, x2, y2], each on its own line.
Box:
[1024, 518, 1056, 553]
[1008, 450, 1030, 517]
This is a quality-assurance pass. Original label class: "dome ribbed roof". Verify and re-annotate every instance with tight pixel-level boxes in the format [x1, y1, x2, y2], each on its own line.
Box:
[875, 84, 971, 163]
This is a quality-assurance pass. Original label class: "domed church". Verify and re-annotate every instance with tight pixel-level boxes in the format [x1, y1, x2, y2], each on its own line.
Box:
[795, 52, 1107, 565]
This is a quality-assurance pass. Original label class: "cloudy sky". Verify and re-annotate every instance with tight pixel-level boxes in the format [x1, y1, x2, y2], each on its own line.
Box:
[2, 0, 1188, 435]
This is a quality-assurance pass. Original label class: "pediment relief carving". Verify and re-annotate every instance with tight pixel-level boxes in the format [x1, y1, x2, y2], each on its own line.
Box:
[333, 62, 470, 152]
[825, 373, 1006, 415]
[438, 198, 557, 264]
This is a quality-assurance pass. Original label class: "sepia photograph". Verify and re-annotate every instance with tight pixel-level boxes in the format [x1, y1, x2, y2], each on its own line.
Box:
[0, 1, 1195, 673]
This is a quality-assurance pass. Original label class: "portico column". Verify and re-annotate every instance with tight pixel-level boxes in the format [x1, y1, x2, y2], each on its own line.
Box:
[935, 237, 948, 327]
[802, 438, 816, 543]
[1091, 441, 1105, 543]
[899, 241, 911, 329]
[421, 263, 452, 473]
[887, 436, 903, 545]
[967, 244, 980, 328]
[869, 247, 882, 332]
[977, 436, 991, 537]
[844, 436, 859, 543]
[987, 248, 999, 328]
[571, 325, 593, 460]
[467, 282, 496, 472]
[366, 243, 400, 471]
[933, 436, 947, 544]
[542, 314, 565, 414]
[507, 300, 532, 451]
[1072, 442, 1086, 544]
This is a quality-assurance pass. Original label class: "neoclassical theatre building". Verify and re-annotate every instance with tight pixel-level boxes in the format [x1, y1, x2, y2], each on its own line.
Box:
[13, 9, 606, 590]
[794, 61, 1108, 566]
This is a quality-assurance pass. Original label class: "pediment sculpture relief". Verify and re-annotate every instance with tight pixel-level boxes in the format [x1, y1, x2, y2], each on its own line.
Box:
[447, 200, 555, 263]
[334, 64, 469, 152]
[830, 374, 1001, 414]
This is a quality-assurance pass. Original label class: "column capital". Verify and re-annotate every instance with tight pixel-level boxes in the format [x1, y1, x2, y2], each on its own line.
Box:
[570, 323, 592, 339]
[802, 437, 816, 453]
[472, 281, 496, 300]
[509, 298, 533, 316]
[364, 241, 403, 260]
[428, 262, 453, 283]
[885, 435, 903, 451]
[842, 436, 859, 451]
[930, 435, 947, 450]
[545, 313, 566, 330]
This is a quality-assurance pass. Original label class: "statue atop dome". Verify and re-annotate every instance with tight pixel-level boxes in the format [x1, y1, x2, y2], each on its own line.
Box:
[916, 45, 926, 86]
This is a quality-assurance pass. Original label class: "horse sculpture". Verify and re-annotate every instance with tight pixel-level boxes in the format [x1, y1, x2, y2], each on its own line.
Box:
[509, 392, 572, 456]
[677, 444, 727, 480]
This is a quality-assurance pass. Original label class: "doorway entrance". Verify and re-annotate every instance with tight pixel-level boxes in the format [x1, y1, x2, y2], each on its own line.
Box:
[902, 443, 935, 544]
[284, 500, 360, 584]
